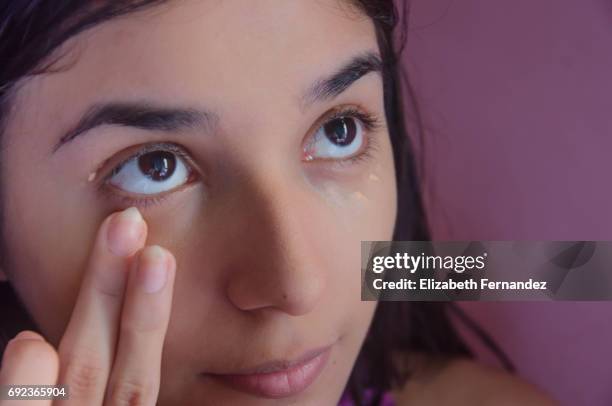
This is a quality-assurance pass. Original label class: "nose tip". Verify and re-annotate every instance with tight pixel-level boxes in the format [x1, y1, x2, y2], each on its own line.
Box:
[227, 264, 325, 316]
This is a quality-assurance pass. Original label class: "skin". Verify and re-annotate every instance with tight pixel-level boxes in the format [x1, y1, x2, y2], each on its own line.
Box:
[0, 0, 397, 405]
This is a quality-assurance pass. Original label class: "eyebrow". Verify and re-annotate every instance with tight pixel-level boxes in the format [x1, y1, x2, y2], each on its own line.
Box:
[53, 104, 216, 153]
[302, 51, 382, 107]
[52, 51, 382, 153]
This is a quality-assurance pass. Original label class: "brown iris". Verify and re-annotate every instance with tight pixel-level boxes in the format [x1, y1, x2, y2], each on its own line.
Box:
[323, 117, 357, 147]
[137, 151, 176, 181]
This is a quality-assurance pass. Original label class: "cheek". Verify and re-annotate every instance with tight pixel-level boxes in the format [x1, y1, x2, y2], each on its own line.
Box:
[0, 119, 111, 342]
[295, 137, 396, 359]
[313, 138, 396, 342]
[307, 136, 398, 242]
[1, 177, 105, 345]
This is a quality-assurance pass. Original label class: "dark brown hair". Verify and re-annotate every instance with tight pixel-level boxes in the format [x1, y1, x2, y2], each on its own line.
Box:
[0, 1, 511, 405]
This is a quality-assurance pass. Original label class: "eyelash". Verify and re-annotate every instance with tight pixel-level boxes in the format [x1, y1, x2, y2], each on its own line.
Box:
[98, 106, 382, 208]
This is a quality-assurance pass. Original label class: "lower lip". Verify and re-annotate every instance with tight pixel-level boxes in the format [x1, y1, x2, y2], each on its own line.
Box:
[208, 347, 331, 399]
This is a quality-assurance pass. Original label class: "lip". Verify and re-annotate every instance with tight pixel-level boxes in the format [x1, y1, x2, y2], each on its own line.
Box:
[205, 345, 332, 399]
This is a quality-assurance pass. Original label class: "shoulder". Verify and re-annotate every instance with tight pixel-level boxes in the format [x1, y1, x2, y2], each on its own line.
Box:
[391, 357, 557, 406]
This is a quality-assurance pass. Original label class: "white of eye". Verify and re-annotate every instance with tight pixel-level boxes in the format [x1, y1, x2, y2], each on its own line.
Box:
[108, 150, 191, 195]
[306, 116, 365, 160]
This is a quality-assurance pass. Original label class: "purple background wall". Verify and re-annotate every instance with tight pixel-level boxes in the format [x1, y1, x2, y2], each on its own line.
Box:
[403, 1, 612, 405]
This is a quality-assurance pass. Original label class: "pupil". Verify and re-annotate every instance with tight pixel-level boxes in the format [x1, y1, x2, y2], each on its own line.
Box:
[324, 118, 356, 146]
[138, 151, 176, 181]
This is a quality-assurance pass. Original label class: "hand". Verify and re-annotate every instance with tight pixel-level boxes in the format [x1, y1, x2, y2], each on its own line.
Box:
[0, 207, 176, 406]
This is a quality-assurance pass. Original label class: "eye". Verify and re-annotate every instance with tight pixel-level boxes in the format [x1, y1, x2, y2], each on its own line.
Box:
[107, 146, 194, 195]
[304, 109, 378, 161]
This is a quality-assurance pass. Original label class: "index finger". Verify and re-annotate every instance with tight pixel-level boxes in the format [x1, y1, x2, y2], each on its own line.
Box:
[56, 207, 146, 406]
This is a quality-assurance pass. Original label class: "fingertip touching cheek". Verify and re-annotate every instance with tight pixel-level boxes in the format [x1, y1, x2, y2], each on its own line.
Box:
[0, 1, 397, 404]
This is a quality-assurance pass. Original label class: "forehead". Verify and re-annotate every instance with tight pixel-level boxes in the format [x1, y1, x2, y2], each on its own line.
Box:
[13, 0, 377, 115]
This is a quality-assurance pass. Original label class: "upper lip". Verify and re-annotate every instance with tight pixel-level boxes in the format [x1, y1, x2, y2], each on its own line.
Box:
[207, 344, 332, 376]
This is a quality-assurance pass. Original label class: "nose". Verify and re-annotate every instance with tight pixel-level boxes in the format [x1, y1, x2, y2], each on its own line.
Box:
[224, 171, 327, 317]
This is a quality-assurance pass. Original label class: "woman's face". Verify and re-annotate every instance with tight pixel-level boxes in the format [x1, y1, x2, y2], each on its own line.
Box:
[0, 0, 397, 404]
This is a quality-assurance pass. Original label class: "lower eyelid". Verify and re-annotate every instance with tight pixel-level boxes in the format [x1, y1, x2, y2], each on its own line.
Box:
[337, 133, 379, 167]
[308, 130, 380, 172]
[98, 170, 200, 210]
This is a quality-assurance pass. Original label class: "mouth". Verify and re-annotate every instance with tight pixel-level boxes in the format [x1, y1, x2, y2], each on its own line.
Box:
[203, 344, 333, 399]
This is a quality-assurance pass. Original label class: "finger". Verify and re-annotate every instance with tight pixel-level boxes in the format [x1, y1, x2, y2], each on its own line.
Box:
[57, 207, 147, 406]
[105, 246, 176, 406]
[0, 331, 58, 406]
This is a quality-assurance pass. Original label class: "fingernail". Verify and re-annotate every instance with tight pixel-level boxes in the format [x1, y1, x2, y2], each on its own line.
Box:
[139, 246, 168, 293]
[11, 331, 44, 342]
[107, 207, 145, 257]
